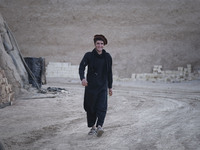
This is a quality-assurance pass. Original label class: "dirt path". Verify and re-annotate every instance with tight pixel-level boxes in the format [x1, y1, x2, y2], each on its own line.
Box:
[0, 81, 200, 150]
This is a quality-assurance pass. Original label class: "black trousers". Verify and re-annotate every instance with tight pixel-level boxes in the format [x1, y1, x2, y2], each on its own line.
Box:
[87, 90, 108, 127]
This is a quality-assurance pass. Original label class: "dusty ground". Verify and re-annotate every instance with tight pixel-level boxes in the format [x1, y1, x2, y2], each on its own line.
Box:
[0, 80, 200, 150]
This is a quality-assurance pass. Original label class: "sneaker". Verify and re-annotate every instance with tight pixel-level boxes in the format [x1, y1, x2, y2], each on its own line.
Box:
[96, 126, 104, 137]
[88, 128, 96, 135]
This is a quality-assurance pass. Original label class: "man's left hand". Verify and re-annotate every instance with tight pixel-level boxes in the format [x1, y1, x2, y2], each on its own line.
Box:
[109, 88, 113, 96]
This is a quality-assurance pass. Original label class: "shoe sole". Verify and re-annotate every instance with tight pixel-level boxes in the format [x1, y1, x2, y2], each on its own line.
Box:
[88, 130, 97, 135]
[97, 130, 104, 137]
[88, 132, 96, 135]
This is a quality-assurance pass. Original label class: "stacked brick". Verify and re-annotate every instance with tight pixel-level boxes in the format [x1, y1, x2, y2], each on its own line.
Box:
[45, 62, 200, 83]
[130, 64, 200, 82]
[0, 69, 14, 108]
[46, 62, 87, 79]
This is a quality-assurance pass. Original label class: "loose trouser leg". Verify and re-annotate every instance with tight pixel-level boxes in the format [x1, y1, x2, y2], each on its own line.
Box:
[87, 111, 97, 127]
[96, 90, 107, 127]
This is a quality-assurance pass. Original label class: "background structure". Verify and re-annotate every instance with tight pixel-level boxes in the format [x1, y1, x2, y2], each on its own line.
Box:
[0, 0, 200, 77]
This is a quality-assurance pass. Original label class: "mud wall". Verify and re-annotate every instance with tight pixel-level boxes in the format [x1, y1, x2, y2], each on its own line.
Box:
[0, 69, 15, 107]
[0, 13, 29, 95]
[0, 0, 200, 77]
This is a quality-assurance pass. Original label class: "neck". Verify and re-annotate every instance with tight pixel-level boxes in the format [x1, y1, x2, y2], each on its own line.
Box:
[96, 49, 102, 55]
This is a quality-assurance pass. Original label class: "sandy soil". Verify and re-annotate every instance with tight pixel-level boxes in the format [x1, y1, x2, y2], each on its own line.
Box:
[0, 80, 200, 150]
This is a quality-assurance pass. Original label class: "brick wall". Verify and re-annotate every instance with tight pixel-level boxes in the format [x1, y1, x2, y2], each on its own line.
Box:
[130, 64, 200, 83]
[46, 62, 83, 79]
[46, 62, 200, 83]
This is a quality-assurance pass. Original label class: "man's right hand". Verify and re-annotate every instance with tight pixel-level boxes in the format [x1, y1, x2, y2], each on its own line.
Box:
[81, 79, 88, 86]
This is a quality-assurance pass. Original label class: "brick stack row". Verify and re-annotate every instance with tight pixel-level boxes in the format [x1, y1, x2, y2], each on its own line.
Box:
[46, 62, 85, 79]
[0, 69, 14, 108]
[130, 64, 200, 82]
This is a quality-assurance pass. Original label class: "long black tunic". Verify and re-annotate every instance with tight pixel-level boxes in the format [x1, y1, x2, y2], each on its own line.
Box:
[79, 49, 113, 113]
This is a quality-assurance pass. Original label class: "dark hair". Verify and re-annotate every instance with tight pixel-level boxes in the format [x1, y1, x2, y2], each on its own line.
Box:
[93, 34, 108, 45]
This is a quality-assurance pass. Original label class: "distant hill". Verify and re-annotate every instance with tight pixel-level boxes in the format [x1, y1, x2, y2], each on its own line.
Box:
[1, 0, 200, 77]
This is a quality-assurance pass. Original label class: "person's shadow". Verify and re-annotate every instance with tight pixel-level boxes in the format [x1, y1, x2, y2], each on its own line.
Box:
[0, 141, 5, 150]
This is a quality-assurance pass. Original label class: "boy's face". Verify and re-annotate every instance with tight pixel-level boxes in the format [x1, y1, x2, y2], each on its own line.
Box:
[95, 40, 104, 53]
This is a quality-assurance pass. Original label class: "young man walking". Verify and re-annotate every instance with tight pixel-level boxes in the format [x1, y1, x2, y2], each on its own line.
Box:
[79, 34, 113, 137]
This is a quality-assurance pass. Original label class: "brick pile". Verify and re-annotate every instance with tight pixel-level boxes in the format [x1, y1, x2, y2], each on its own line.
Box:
[130, 64, 200, 82]
[46, 62, 84, 79]
[0, 69, 15, 108]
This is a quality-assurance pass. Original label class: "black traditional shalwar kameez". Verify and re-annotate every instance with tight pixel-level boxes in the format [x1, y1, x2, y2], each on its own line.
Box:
[79, 49, 113, 127]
